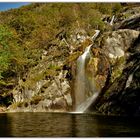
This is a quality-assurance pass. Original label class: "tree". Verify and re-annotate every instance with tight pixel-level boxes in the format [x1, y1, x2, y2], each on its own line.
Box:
[0, 25, 12, 79]
[0, 25, 26, 80]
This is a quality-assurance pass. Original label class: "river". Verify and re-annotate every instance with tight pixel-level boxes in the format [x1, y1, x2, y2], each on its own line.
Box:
[0, 112, 140, 137]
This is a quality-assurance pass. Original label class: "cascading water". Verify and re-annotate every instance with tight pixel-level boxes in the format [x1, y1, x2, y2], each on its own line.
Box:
[74, 44, 92, 111]
[74, 30, 100, 113]
[110, 15, 115, 26]
[92, 30, 100, 41]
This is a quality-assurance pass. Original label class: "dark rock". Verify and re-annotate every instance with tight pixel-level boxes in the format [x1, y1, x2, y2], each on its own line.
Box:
[118, 14, 140, 30]
[93, 30, 140, 116]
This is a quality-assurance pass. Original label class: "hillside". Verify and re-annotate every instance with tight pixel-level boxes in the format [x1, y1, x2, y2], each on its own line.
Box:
[0, 3, 140, 115]
[0, 3, 121, 108]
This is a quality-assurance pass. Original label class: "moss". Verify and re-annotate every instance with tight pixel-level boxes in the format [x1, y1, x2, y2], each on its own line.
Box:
[47, 63, 62, 71]
[23, 70, 45, 88]
[67, 52, 81, 63]
[30, 95, 44, 105]
[122, 13, 132, 19]
[87, 57, 99, 73]
[95, 32, 110, 47]
[0, 80, 7, 86]
[45, 69, 58, 77]
[11, 102, 23, 109]
[81, 39, 92, 49]
[111, 57, 125, 82]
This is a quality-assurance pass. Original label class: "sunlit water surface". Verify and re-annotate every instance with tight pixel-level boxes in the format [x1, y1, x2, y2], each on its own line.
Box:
[0, 112, 140, 137]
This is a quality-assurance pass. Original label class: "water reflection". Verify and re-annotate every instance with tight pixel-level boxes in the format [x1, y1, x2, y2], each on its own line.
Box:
[71, 114, 99, 137]
[95, 115, 140, 137]
[7, 113, 73, 137]
[0, 114, 12, 137]
[0, 113, 139, 137]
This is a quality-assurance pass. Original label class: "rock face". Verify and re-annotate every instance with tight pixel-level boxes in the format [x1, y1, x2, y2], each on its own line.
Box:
[8, 38, 73, 112]
[9, 71, 72, 112]
[7, 5, 140, 115]
[87, 29, 139, 94]
[88, 6, 140, 116]
[7, 25, 92, 112]
[118, 14, 140, 30]
[88, 29, 140, 116]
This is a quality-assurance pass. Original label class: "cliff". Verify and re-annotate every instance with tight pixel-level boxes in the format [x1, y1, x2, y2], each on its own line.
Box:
[0, 3, 140, 115]
[88, 6, 140, 116]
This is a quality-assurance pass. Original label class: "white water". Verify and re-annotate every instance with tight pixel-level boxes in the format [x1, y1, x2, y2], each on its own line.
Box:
[92, 30, 100, 41]
[110, 15, 115, 26]
[74, 30, 100, 113]
[75, 93, 98, 113]
[75, 44, 92, 110]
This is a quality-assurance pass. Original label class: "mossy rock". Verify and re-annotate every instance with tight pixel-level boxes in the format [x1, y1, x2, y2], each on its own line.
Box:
[30, 95, 44, 105]
[67, 52, 81, 63]
[111, 56, 125, 82]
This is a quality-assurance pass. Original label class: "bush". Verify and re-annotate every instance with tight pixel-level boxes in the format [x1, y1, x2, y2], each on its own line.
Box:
[0, 25, 15, 79]
[0, 25, 26, 80]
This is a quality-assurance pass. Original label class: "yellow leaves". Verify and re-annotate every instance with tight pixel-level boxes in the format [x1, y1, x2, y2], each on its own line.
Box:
[67, 52, 81, 63]
[81, 39, 92, 49]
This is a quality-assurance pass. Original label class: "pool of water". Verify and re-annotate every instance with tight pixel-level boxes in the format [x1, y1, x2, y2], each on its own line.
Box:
[0, 112, 140, 137]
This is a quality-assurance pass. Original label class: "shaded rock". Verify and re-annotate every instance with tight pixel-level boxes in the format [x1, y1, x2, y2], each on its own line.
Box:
[118, 14, 140, 30]
[87, 29, 139, 93]
[93, 30, 140, 116]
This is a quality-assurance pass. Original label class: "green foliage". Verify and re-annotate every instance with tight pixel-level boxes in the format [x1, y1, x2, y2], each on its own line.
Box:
[8, 10, 37, 39]
[95, 3, 113, 14]
[90, 16, 106, 31]
[112, 3, 122, 14]
[48, 63, 61, 71]
[11, 101, 23, 109]
[0, 25, 27, 81]
[95, 3, 122, 15]
[0, 3, 124, 107]
[0, 25, 14, 78]
[111, 57, 125, 83]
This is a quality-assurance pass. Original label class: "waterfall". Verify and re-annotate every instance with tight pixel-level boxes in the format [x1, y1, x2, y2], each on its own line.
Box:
[74, 30, 100, 113]
[92, 30, 100, 41]
[110, 15, 115, 26]
[75, 93, 98, 112]
[74, 44, 92, 111]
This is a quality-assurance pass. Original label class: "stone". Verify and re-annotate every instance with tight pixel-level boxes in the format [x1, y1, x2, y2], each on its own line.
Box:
[93, 29, 140, 115]
[118, 14, 140, 30]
